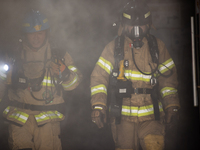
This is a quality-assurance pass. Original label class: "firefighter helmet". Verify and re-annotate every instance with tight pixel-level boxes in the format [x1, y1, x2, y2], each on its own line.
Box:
[121, 0, 152, 26]
[22, 10, 50, 33]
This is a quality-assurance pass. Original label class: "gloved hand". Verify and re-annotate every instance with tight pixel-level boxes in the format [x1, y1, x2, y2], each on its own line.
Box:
[91, 106, 106, 128]
[50, 60, 66, 75]
[165, 106, 179, 129]
[50, 60, 70, 81]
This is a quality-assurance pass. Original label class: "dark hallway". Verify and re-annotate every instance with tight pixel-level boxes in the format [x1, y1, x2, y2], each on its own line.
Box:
[0, 0, 199, 150]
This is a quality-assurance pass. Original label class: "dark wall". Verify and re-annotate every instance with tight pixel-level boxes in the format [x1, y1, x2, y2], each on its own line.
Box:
[0, 0, 199, 150]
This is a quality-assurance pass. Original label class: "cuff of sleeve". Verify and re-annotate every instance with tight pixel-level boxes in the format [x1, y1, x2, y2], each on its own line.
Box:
[91, 102, 107, 110]
[164, 104, 181, 110]
[60, 67, 70, 81]
[93, 106, 103, 110]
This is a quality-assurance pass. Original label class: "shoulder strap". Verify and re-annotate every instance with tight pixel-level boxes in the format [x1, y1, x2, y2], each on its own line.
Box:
[114, 35, 125, 70]
[146, 34, 159, 64]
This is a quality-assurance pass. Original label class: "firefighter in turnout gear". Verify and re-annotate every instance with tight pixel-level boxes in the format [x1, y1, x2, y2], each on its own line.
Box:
[0, 10, 82, 150]
[90, 1, 180, 150]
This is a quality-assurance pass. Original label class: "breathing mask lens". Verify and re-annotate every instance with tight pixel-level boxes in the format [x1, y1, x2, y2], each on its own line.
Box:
[130, 26, 144, 49]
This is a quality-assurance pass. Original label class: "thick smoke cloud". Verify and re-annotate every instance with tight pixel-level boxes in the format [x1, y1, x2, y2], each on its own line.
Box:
[0, 0, 121, 60]
[0, 0, 198, 150]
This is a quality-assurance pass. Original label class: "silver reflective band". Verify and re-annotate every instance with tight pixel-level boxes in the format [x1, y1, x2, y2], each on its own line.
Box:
[119, 88, 126, 93]
[134, 26, 140, 38]
[173, 109, 178, 112]
[92, 120, 96, 123]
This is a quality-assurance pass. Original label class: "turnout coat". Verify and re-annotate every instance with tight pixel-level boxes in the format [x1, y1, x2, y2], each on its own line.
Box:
[90, 29, 180, 123]
[0, 40, 82, 126]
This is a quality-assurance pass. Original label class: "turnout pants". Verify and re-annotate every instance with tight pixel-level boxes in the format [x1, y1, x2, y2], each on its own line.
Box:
[111, 119, 165, 150]
[8, 115, 62, 150]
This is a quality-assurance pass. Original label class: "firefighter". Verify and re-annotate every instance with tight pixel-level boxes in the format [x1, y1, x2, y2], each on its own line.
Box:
[0, 10, 82, 150]
[90, 1, 180, 150]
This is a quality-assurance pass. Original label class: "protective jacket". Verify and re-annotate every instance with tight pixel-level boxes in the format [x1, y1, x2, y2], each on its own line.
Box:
[0, 40, 82, 126]
[90, 28, 180, 123]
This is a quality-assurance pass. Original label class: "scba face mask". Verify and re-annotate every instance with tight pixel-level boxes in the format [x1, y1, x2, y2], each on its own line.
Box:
[125, 25, 147, 49]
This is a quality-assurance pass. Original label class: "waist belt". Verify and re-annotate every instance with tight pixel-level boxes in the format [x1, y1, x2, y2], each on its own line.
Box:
[132, 88, 152, 94]
[9, 101, 65, 111]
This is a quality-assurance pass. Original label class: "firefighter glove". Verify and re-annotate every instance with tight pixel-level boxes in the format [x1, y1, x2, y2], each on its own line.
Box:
[91, 106, 106, 128]
[165, 106, 179, 129]
[50, 60, 70, 81]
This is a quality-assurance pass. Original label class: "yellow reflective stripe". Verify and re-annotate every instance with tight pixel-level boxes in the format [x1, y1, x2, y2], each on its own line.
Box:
[0, 71, 7, 80]
[145, 11, 151, 18]
[124, 70, 152, 82]
[62, 74, 78, 89]
[35, 111, 63, 123]
[3, 106, 10, 115]
[122, 105, 138, 116]
[158, 58, 175, 74]
[123, 13, 131, 19]
[9, 111, 29, 123]
[138, 104, 154, 117]
[91, 84, 107, 96]
[121, 102, 163, 117]
[42, 76, 55, 87]
[96, 57, 113, 75]
[160, 87, 177, 98]
[68, 65, 78, 72]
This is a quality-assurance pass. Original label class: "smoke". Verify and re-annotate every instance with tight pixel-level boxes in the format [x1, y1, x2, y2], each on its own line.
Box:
[0, 0, 119, 56]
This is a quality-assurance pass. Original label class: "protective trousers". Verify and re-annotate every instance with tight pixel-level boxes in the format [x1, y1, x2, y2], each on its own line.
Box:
[111, 119, 165, 150]
[8, 115, 62, 150]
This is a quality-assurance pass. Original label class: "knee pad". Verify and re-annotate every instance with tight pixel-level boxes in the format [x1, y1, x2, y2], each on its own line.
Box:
[144, 134, 164, 150]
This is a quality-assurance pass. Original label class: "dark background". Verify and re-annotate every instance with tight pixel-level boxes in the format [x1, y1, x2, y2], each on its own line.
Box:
[0, 0, 199, 150]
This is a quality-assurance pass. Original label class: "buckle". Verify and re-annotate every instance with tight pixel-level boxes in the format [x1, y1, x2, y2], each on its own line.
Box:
[134, 88, 138, 94]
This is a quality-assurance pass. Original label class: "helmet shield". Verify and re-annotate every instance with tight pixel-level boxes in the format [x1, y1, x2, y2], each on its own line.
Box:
[22, 10, 50, 33]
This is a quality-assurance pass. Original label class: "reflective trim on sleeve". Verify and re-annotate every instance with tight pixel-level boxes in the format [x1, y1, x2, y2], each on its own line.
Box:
[96, 57, 113, 75]
[121, 102, 163, 117]
[3, 106, 10, 115]
[35, 111, 63, 123]
[91, 84, 107, 96]
[62, 74, 78, 89]
[160, 87, 177, 98]
[124, 70, 152, 82]
[8, 110, 29, 124]
[158, 58, 175, 74]
[68, 65, 78, 72]
[94, 106, 103, 110]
